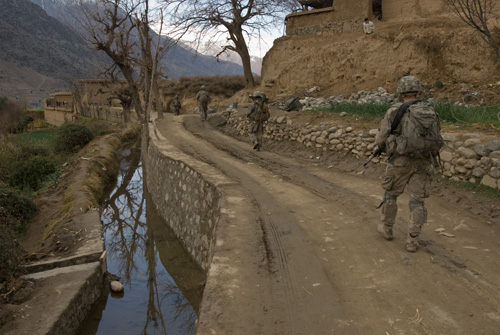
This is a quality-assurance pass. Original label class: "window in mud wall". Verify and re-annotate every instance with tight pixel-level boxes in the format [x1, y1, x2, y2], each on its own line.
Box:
[372, 0, 382, 20]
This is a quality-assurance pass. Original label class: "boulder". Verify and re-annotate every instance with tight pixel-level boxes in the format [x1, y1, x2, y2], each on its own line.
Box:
[489, 151, 500, 159]
[464, 138, 481, 147]
[487, 140, 500, 152]
[489, 167, 500, 179]
[474, 144, 488, 157]
[440, 151, 453, 162]
[481, 175, 498, 189]
[472, 167, 486, 178]
[110, 281, 124, 293]
[457, 147, 477, 159]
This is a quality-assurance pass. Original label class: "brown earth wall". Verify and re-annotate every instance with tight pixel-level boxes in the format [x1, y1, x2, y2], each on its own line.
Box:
[382, 0, 448, 20]
[44, 108, 74, 126]
[262, 19, 500, 99]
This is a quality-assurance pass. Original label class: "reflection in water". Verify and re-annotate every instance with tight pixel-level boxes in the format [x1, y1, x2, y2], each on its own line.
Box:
[78, 141, 205, 335]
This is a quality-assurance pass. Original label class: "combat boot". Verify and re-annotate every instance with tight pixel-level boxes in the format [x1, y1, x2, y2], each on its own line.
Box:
[377, 223, 393, 241]
[406, 234, 419, 253]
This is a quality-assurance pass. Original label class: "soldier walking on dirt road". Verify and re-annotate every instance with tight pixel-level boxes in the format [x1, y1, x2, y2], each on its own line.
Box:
[196, 85, 211, 121]
[171, 95, 181, 116]
[375, 75, 443, 252]
[246, 91, 270, 151]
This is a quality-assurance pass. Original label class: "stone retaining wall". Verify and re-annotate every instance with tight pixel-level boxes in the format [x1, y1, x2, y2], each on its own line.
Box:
[143, 127, 221, 271]
[78, 105, 125, 123]
[222, 110, 500, 189]
[286, 7, 365, 36]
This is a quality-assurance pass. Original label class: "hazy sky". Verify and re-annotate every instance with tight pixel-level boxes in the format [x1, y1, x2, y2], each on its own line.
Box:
[150, 1, 286, 58]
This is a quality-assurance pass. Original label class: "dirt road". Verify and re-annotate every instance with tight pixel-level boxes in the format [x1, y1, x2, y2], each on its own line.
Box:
[155, 114, 500, 335]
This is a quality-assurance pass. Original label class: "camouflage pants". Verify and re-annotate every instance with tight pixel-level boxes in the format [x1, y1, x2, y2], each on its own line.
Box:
[250, 121, 264, 149]
[199, 102, 208, 121]
[380, 155, 432, 237]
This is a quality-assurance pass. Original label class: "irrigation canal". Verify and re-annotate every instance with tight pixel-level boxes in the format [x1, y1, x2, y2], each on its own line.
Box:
[77, 141, 206, 335]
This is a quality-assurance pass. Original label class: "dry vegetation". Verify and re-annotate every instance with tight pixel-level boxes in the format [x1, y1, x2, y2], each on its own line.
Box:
[163, 75, 261, 99]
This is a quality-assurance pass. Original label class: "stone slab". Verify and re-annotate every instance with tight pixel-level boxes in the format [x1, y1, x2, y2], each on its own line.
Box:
[4, 262, 102, 335]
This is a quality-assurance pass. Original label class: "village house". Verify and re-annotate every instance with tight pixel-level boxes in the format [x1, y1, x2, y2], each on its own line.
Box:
[286, 0, 447, 36]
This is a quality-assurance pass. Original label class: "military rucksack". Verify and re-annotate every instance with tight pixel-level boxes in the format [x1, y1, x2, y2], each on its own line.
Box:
[390, 100, 444, 158]
[198, 90, 210, 103]
[253, 103, 270, 122]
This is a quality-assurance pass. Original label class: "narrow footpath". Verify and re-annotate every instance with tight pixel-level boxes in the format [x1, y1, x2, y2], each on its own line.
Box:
[154, 114, 500, 335]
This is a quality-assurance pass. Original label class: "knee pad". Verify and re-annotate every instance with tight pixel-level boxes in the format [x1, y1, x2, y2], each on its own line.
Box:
[381, 193, 398, 224]
[409, 199, 427, 234]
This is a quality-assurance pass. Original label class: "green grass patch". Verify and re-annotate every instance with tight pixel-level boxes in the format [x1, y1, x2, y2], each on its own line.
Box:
[312, 101, 500, 127]
[433, 101, 500, 127]
[314, 102, 391, 119]
[10, 129, 57, 151]
[437, 177, 500, 200]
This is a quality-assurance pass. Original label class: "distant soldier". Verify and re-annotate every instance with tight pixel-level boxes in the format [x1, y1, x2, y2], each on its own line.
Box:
[246, 91, 270, 151]
[171, 95, 181, 116]
[375, 75, 443, 252]
[196, 85, 211, 121]
[363, 17, 374, 34]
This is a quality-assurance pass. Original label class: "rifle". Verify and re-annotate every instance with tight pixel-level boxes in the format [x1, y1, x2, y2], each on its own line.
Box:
[363, 147, 383, 167]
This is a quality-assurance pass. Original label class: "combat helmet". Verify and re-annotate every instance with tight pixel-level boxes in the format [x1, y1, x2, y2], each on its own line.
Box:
[396, 75, 424, 93]
[250, 91, 265, 99]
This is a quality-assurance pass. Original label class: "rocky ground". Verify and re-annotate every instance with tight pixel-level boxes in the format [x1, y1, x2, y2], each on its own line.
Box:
[156, 112, 500, 334]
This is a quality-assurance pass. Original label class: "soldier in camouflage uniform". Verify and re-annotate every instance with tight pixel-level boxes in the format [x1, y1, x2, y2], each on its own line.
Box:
[375, 75, 440, 252]
[246, 91, 269, 151]
[171, 95, 181, 116]
[196, 85, 211, 121]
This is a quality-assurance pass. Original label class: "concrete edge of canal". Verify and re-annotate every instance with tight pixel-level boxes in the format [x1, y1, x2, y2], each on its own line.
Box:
[147, 116, 272, 334]
[4, 125, 143, 335]
[8, 117, 256, 334]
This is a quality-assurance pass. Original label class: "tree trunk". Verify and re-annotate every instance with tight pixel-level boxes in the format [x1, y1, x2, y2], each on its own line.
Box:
[233, 30, 255, 88]
[122, 102, 131, 123]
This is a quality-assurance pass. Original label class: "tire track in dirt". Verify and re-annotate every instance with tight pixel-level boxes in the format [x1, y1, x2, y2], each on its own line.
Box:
[158, 116, 345, 333]
[156, 115, 500, 334]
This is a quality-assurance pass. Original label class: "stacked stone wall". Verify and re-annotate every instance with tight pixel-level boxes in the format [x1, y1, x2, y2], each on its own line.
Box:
[78, 105, 125, 123]
[44, 108, 74, 126]
[144, 135, 221, 271]
[222, 111, 500, 189]
[286, 7, 366, 36]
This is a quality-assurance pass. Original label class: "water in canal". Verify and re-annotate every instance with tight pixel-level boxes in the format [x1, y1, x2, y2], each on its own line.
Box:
[78, 141, 206, 335]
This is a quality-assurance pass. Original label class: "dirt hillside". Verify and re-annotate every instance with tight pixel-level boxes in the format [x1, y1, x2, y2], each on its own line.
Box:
[261, 15, 500, 102]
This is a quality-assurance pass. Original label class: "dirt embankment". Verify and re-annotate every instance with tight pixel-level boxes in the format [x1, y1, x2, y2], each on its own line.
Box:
[0, 124, 141, 334]
[261, 16, 500, 103]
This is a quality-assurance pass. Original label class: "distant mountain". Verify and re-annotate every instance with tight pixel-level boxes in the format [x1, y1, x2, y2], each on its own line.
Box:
[0, 0, 245, 108]
[187, 41, 263, 75]
[29, 0, 245, 78]
[0, 0, 102, 107]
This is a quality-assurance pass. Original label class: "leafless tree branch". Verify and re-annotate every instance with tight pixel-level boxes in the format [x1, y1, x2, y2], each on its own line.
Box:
[161, 0, 300, 88]
[442, 0, 500, 64]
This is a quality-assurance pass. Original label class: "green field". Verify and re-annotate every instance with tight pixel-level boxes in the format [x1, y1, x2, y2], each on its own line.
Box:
[9, 129, 57, 151]
[315, 101, 500, 127]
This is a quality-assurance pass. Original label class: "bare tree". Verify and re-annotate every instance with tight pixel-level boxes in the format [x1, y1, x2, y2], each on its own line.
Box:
[0, 98, 26, 143]
[442, 0, 500, 64]
[163, 0, 299, 88]
[76, 0, 165, 122]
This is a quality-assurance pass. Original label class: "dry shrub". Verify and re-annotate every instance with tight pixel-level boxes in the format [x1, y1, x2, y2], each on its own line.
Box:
[414, 36, 443, 55]
[0, 189, 36, 284]
[0, 97, 26, 141]
[176, 75, 261, 98]
[55, 123, 94, 153]
[9, 156, 57, 191]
